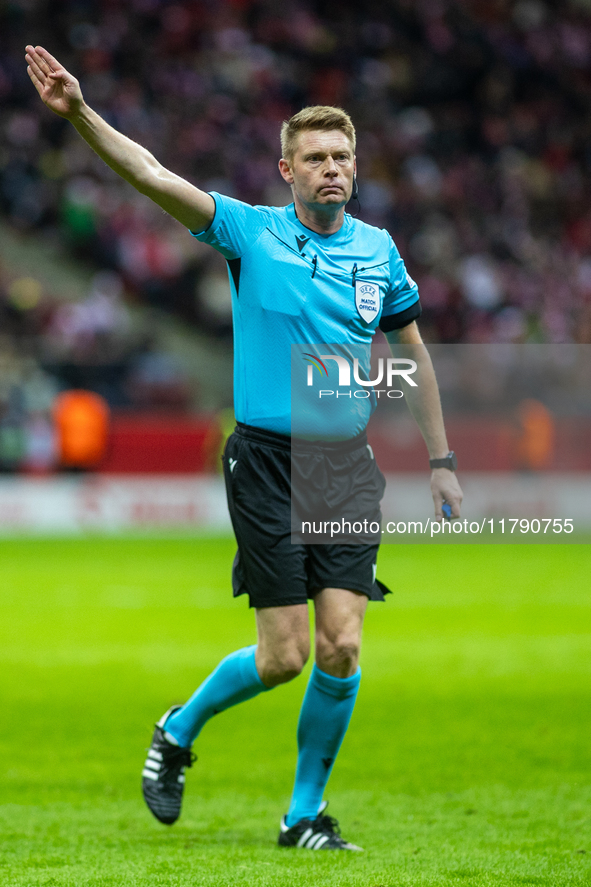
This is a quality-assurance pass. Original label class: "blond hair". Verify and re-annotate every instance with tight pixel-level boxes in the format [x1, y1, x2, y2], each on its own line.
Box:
[280, 106, 356, 163]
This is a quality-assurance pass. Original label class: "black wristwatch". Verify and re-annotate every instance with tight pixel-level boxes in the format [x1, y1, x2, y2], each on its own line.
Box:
[429, 451, 457, 471]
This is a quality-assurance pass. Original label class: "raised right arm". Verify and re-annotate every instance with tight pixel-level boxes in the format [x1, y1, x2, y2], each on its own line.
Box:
[25, 45, 214, 232]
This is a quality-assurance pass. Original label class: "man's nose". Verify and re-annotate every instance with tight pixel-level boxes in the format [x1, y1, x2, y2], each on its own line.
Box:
[323, 158, 338, 175]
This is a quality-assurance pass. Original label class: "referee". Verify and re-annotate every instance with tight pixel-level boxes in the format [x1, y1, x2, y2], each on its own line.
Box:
[27, 45, 463, 851]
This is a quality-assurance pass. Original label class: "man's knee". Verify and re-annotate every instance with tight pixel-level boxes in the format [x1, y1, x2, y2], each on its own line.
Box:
[315, 633, 360, 678]
[257, 645, 309, 687]
[255, 601, 310, 687]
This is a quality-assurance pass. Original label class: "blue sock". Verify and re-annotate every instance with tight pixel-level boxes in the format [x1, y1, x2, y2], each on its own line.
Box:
[163, 645, 269, 748]
[285, 664, 361, 826]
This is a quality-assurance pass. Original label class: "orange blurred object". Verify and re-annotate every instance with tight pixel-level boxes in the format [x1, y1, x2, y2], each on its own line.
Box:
[515, 399, 555, 471]
[53, 390, 110, 468]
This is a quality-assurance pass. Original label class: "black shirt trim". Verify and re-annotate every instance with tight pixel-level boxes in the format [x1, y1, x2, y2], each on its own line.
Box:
[379, 300, 422, 332]
[227, 257, 241, 295]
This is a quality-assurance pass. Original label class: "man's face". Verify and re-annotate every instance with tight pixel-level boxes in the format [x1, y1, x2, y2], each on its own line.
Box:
[279, 129, 356, 209]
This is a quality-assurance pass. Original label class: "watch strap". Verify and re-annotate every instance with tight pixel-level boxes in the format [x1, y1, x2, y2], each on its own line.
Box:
[429, 451, 457, 471]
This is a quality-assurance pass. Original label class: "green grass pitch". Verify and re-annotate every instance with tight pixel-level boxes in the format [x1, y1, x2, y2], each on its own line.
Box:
[1, 537, 590, 886]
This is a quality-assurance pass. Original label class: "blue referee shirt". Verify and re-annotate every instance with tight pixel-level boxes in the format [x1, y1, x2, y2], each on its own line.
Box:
[192, 193, 420, 437]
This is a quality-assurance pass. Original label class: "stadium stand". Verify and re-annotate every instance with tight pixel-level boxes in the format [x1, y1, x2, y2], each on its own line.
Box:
[2, 0, 591, 343]
[1, 0, 591, 477]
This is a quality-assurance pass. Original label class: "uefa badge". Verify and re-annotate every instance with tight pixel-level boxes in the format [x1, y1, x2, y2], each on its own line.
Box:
[355, 281, 380, 324]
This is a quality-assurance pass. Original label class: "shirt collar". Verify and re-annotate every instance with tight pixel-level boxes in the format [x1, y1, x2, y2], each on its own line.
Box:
[287, 203, 352, 245]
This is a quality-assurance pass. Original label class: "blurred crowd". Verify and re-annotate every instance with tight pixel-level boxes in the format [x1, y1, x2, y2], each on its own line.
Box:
[0, 265, 191, 470]
[1, 0, 591, 366]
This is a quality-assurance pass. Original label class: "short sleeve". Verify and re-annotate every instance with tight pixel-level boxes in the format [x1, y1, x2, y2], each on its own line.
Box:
[190, 192, 269, 260]
[379, 237, 422, 332]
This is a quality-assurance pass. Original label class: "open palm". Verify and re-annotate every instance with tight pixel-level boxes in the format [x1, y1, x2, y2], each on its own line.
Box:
[25, 45, 83, 118]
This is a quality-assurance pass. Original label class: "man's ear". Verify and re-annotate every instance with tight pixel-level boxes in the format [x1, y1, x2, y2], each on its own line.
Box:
[278, 158, 294, 185]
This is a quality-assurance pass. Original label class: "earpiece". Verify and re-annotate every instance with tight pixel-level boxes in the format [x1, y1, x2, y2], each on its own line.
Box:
[351, 175, 358, 201]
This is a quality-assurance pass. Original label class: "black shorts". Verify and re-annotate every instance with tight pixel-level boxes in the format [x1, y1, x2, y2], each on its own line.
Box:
[222, 423, 391, 608]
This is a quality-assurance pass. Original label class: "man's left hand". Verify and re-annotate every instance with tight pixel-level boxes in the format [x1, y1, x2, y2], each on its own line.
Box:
[431, 468, 463, 521]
